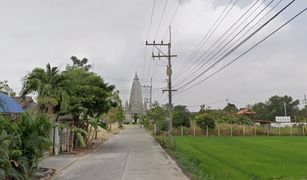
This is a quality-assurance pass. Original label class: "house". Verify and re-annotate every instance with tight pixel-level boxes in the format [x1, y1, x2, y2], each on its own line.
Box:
[0, 92, 24, 119]
[236, 108, 256, 115]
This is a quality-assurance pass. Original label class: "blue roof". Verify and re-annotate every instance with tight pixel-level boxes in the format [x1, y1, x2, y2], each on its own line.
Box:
[0, 92, 24, 113]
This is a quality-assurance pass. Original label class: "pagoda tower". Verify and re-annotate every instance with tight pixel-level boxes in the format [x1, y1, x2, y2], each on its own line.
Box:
[129, 73, 143, 114]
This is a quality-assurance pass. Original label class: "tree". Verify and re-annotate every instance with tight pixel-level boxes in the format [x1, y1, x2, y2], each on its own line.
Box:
[173, 105, 191, 128]
[20, 63, 70, 115]
[103, 106, 125, 129]
[62, 67, 115, 128]
[147, 106, 168, 132]
[69, 56, 92, 71]
[0, 80, 16, 96]
[223, 103, 238, 114]
[195, 113, 215, 130]
[252, 95, 300, 121]
[251, 102, 269, 120]
[294, 106, 307, 122]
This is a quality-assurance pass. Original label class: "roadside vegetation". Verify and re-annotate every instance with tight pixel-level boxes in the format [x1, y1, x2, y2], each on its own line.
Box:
[0, 56, 125, 179]
[143, 96, 307, 179]
[0, 114, 52, 179]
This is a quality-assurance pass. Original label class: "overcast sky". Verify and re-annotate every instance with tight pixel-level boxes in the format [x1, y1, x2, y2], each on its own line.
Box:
[0, 0, 306, 111]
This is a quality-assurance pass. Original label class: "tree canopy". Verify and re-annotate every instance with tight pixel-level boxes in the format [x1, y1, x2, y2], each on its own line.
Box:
[0, 80, 16, 96]
[173, 105, 191, 128]
[252, 95, 300, 121]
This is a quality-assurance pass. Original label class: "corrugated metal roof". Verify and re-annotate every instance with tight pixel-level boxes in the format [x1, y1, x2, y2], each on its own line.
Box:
[12, 96, 41, 113]
[0, 93, 24, 113]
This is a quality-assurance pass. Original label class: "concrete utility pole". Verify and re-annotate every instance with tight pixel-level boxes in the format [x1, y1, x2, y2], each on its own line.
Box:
[146, 26, 177, 145]
[142, 77, 152, 109]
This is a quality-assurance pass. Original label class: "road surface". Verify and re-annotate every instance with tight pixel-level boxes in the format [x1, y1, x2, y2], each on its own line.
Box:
[56, 126, 189, 180]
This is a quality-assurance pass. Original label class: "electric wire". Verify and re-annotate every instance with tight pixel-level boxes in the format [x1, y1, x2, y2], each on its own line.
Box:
[176, 0, 296, 92]
[174, 0, 262, 84]
[142, 0, 157, 82]
[154, 0, 169, 40]
[174, 0, 270, 87]
[161, 0, 183, 40]
[173, 0, 237, 78]
[177, 3, 305, 94]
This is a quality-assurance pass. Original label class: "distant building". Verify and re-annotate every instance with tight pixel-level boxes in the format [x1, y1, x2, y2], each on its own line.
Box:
[125, 73, 144, 123]
[236, 108, 256, 115]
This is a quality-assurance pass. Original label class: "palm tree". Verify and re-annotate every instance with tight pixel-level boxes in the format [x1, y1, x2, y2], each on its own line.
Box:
[20, 63, 70, 115]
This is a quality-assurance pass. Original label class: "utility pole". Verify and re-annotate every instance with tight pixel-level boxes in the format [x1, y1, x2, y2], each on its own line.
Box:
[146, 26, 177, 145]
[142, 77, 152, 109]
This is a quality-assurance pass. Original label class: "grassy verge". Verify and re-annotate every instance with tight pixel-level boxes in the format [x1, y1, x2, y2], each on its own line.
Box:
[156, 136, 307, 180]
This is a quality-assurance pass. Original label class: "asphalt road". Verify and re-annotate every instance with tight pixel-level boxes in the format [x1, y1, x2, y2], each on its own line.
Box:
[55, 126, 189, 180]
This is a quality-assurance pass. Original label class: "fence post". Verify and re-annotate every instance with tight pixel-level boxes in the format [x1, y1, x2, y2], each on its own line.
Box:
[230, 125, 233, 137]
[278, 126, 281, 136]
[267, 126, 269, 136]
[243, 126, 245, 136]
[217, 125, 220, 136]
[206, 125, 209, 137]
[291, 126, 293, 136]
[303, 125, 305, 136]
[254, 125, 257, 136]
[181, 126, 183, 136]
[193, 125, 196, 136]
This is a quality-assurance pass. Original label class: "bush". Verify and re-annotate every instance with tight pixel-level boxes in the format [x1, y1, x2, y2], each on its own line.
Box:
[195, 113, 215, 130]
[0, 113, 52, 179]
[173, 105, 191, 128]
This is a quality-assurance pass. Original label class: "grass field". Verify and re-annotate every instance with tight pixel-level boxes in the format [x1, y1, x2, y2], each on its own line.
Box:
[172, 136, 307, 180]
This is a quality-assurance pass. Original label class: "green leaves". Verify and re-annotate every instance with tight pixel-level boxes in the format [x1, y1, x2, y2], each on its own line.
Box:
[173, 105, 191, 128]
[0, 80, 16, 96]
[252, 95, 300, 121]
[195, 113, 216, 130]
[0, 114, 52, 179]
[21, 63, 70, 114]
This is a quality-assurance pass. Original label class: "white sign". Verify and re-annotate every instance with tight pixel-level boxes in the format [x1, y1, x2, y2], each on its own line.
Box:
[275, 116, 291, 123]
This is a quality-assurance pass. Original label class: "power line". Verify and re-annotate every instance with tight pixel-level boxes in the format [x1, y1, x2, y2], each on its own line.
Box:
[147, 0, 157, 41]
[145, 0, 169, 84]
[173, 0, 238, 78]
[142, 0, 157, 82]
[174, 0, 270, 87]
[176, 0, 295, 91]
[174, 0, 263, 85]
[154, 0, 169, 40]
[161, 0, 183, 40]
[177, 4, 306, 94]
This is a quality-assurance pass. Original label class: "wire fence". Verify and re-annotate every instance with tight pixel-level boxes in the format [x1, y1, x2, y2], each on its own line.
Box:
[171, 124, 307, 137]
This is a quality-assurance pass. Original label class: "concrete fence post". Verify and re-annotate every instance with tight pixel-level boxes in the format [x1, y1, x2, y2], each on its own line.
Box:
[243, 126, 245, 136]
[254, 126, 257, 136]
[230, 125, 233, 137]
[181, 126, 183, 136]
[279, 126, 281, 136]
[54, 124, 60, 156]
[206, 125, 209, 137]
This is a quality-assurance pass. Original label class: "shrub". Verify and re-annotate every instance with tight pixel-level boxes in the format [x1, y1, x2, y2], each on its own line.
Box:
[195, 113, 215, 130]
[0, 113, 52, 179]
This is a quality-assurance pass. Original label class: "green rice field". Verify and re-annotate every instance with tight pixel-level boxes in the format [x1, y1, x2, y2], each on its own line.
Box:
[173, 136, 307, 180]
